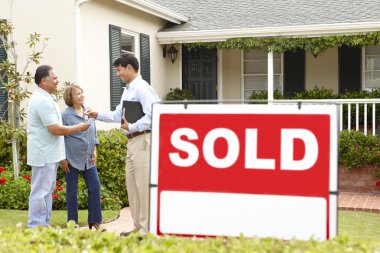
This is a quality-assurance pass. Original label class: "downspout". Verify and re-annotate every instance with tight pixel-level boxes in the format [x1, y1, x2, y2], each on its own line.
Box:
[75, 0, 91, 85]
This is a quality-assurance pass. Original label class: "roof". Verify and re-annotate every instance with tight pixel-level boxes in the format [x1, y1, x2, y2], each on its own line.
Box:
[114, 0, 188, 24]
[154, 0, 380, 43]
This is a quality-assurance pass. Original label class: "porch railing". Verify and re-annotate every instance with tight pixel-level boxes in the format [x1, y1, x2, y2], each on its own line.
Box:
[275, 98, 380, 136]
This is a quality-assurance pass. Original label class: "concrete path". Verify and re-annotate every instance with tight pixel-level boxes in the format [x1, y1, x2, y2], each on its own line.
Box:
[101, 207, 134, 235]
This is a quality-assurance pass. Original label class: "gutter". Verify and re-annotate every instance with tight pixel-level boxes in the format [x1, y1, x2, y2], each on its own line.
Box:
[114, 0, 188, 24]
[156, 21, 380, 44]
[75, 0, 91, 85]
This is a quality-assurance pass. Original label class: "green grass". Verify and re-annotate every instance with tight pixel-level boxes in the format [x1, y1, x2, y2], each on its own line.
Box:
[338, 211, 380, 241]
[0, 209, 119, 229]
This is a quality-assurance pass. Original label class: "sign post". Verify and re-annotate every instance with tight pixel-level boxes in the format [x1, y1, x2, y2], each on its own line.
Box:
[149, 103, 338, 240]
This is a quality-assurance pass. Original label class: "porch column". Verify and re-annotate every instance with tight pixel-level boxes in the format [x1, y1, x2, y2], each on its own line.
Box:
[267, 50, 274, 102]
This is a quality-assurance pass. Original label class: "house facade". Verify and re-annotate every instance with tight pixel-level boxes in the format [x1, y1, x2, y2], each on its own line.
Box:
[1, 0, 380, 129]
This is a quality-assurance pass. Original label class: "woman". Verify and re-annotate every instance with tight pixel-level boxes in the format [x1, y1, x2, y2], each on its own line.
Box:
[60, 85, 105, 231]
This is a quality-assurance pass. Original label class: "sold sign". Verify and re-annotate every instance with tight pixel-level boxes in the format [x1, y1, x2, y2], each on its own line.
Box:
[149, 104, 338, 240]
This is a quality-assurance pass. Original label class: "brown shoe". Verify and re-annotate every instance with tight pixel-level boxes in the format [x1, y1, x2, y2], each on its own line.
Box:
[120, 230, 136, 236]
[89, 223, 106, 232]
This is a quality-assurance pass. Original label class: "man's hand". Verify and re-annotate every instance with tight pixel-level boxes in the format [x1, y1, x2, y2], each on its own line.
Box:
[77, 122, 90, 131]
[87, 110, 98, 119]
[60, 159, 70, 173]
[121, 116, 129, 131]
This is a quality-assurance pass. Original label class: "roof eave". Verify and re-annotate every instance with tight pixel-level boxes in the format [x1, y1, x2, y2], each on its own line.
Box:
[156, 21, 380, 44]
[114, 0, 189, 24]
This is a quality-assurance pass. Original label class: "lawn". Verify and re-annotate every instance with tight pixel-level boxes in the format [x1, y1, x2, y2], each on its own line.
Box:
[338, 211, 380, 241]
[0, 209, 119, 229]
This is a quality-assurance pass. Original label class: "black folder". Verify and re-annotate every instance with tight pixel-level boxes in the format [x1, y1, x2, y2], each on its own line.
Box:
[122, 101, 145, 124]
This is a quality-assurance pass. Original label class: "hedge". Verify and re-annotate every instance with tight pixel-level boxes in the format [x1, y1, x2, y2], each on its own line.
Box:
[0, 222, 379, 253]
[0, 128, 128, 210]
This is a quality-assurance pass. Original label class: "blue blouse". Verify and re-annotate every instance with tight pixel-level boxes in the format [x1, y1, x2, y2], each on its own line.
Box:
[62, 106, 99, 170]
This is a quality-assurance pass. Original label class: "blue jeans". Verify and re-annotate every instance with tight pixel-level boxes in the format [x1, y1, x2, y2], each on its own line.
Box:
[64, 164, 102, 224]
[28, 163, 58, 227]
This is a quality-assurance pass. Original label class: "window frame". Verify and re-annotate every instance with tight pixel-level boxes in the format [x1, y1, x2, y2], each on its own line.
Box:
[362, 45, 380, 90]
[241, 49, 283, 99]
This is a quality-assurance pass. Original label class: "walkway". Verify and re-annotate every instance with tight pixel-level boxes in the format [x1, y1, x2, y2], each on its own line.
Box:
[101, 192, 380, 235]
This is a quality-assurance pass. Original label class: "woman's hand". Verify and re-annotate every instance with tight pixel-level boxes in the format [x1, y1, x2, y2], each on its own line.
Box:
[60, 159, 70, 173]
[90, 149, 97, 164]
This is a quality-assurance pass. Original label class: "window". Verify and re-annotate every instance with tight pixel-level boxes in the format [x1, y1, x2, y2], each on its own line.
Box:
[243, 49, 282, 99]
[0, 36, 7, 120]
[364, 46, 380, 89]
[121, 30, 137, 55]
[109, 25, 150, 110]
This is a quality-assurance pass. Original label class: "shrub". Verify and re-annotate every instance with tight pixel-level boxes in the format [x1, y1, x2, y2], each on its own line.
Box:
[0, 225, 379, 253]
[0, 169, 31, 209]
[293, 86, 337, 99]
[165, 88, 195, 101]
[0, 128, 128, 210]
[248, 89, 285, 102]
[339, 130, 380, 169]
[95, 129, 128, 208]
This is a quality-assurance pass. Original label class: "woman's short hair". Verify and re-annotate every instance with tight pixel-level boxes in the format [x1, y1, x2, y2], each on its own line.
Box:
[63, 85, 83, 107]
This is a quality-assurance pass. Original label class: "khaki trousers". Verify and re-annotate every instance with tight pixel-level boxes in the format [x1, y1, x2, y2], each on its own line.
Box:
[125, 132, 151, 231]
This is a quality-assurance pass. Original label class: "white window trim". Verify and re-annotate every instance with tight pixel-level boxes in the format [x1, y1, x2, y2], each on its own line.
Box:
[121, 29, 140, 60]
[362, 45, 380, 90]
[241, 49, 283, 99]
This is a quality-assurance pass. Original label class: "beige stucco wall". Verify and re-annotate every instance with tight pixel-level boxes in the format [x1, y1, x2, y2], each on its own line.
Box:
[80, 0, 169, 129]
[221, 49, 242, 99]
[305, 47, 339, 93]
[1, 0, 76, 113]
[1, 0, 178, 130]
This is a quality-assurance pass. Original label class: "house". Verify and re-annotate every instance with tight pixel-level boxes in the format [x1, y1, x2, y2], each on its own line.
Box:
[1, 0, 380, 129]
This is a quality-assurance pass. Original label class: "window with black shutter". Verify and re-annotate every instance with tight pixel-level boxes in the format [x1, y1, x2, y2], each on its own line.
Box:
[109, 25, 122, 110]
[0, 36, 8, 120]
[283, 49, 305, 97]
[339, 46, 361, 93]
[109, 25, 150, 110]
[140, 33, 150, 84]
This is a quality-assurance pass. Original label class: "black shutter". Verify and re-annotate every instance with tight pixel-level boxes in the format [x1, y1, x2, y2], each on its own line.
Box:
[109, 25, 122, 110]
[0, 36, 8, 120]
[339, 46, 361, 94]
[283, 49, 305, 97]
[140, 33, 150, 84]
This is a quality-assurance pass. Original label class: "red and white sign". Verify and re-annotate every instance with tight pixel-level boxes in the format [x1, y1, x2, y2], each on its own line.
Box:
[149, 104, 338, 240]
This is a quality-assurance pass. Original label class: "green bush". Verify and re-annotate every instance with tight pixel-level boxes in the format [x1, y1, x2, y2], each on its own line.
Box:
[165, 88, 195, 101]
[95, 129, 128, 208]
[339, 130, 380, 169]
[293, 86, 338, 99]
[0, 170, 31, 209]
[0, 126, 128, 210]
[248, 89, 284, 101]
[0, 224, 379, 253]
[0, 122, 28, 169]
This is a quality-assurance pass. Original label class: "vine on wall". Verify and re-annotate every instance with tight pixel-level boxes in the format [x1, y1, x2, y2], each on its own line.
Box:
[183, 32, 380, 56]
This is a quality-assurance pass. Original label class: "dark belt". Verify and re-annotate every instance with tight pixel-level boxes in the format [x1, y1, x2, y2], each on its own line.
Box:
[127, 130, 151, 139]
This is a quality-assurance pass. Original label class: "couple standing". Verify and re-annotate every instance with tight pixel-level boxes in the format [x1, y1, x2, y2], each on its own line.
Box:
[27, 53, 159, 235]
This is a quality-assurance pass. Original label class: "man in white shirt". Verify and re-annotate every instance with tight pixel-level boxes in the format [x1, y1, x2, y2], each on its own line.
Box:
[88, 54, 159, 235]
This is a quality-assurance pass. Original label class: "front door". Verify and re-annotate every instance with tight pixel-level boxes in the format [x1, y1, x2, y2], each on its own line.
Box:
[182, 47, 217, 100]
